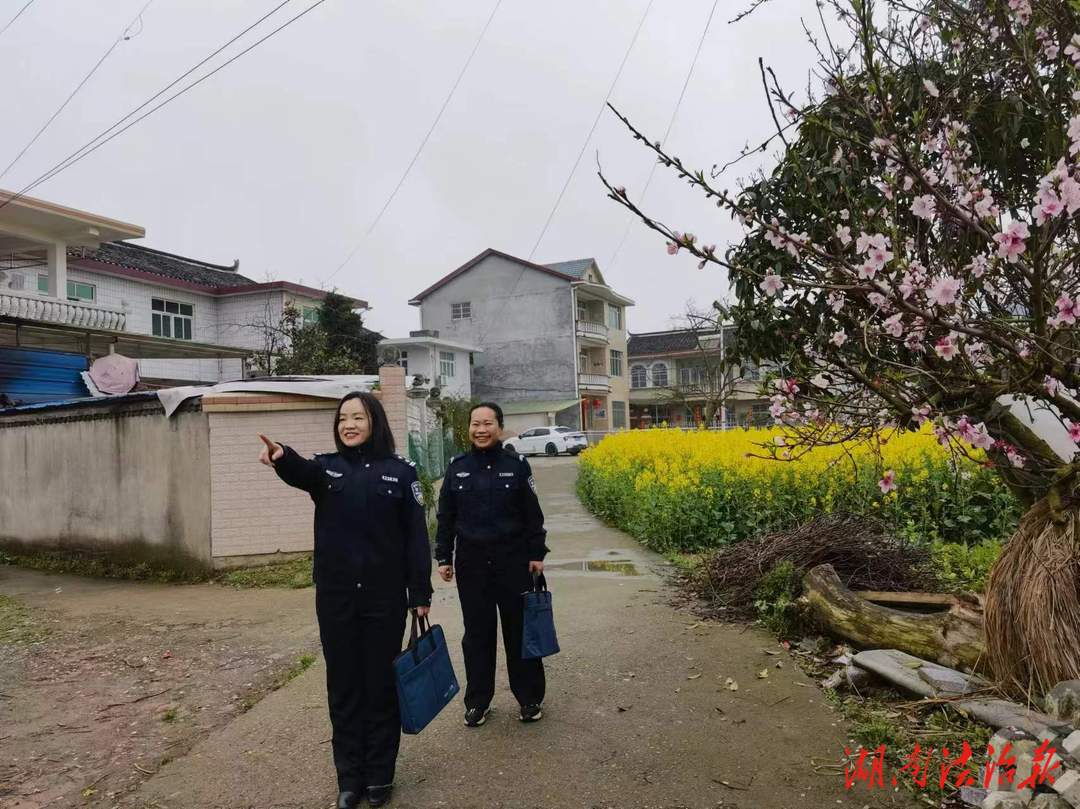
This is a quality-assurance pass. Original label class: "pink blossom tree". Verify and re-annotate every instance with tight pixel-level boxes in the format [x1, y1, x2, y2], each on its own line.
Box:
[600, 0, 1080, 690]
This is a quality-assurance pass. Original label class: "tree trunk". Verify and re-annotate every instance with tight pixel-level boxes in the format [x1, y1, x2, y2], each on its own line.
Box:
[801, 564, 986, 672]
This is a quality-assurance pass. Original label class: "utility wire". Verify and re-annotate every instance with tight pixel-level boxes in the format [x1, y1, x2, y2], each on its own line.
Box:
[526, 0, 654, 262]
[0, 0, 36, 39]
[476, 0, 653, 348]
[607, 0, 719, 272]
[322, 0, 505, 286]
[0, 0, 299, 214]
[0, 0, 160, 182]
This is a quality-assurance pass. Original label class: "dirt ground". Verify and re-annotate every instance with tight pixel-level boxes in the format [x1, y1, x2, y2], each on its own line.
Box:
[0, 571, 320, 808]
[1, 458, 918, 809]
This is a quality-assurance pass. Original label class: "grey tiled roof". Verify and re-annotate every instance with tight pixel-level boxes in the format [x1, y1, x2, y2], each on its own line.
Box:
[628, 328, 730, 357]
[70, 242, 256, 289]
[544, 258, 595, 279]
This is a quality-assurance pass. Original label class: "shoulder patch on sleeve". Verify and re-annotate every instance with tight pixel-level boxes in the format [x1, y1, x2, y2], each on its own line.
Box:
[528, 475, 537, 493]
[411, 480, 424, 506]
[519, 455, 525, 462]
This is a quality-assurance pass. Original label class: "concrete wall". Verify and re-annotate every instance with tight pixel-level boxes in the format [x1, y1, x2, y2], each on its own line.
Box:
[419, 254, 577, 405]
[0, 398, 213, 569]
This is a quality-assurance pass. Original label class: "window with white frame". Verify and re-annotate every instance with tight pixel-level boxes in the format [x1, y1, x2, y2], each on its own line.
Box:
[451, 302, 471, 320]
[152, 298, 194, 340]
[579, 352, 588, 373]
[680, 366, 707, 387]
[630, 364, 647, 389]
[439, 350, 456, 379]
[609, 349, 623, 377]
[608, 304, 622, 330]
[577, 301, 587, 321]
[301, 306, 319, 326]
[742, 362, 761, 381]
[651, 362, 669, 387]
[400, 350, 408, 375]
[611, 400, 626, 429]
[38, 275, 95, 302]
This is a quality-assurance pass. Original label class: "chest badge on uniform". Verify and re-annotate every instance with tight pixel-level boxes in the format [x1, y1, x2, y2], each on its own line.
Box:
[411, 480, 424, 506]
[382, 475, 399, 483]
[528, 475, 537, 493]
[325, 470, 343, 478]
[456, 472, 470, 478]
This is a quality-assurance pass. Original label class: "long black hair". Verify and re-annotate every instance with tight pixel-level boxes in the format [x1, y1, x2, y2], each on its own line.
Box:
[334, 391, 395, 457]
[469, 401, 504, 428]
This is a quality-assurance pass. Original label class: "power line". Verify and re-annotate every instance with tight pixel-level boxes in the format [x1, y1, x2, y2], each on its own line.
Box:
[526, 0, 654, 262]
[0, 0, 36, 39]
[322, 0, 504, 286]
[476, 0, 653, 349]
[607, 0, 719, 272]
[0, 0, 298, 214]
[0, 0, 160, 183]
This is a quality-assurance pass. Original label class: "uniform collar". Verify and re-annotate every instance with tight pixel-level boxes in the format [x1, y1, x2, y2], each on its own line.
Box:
[471, 440, 504, 457]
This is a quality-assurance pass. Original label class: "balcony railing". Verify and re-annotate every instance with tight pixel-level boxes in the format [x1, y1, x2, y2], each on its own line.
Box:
[0, 290, 127, 331]
[576, 319, 609, 340]
[579, 372, 611, 391]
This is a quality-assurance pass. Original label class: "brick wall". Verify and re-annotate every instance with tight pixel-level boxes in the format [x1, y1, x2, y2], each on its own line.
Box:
[206, 381, 409, 564]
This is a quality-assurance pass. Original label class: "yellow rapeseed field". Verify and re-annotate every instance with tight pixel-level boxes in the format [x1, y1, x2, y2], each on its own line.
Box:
[576, 427, 1018, 553]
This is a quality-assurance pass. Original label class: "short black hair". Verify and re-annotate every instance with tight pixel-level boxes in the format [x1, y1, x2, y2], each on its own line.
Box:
[469, 401, 504, 428]
[334, 391, 396, 457]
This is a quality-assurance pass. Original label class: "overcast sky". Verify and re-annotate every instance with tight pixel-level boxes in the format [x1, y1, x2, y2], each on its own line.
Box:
[0, 0, 822, 336]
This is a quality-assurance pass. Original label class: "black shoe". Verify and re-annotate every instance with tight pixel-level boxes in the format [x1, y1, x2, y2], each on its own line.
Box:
[519, 703, 543, 722]
[367, 785, 393, 807]
[464, 706, 490, 727]
[336, 792, 359, 809]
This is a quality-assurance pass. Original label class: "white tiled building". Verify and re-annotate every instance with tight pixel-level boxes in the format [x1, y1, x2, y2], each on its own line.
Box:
[1, 232, 365, 385]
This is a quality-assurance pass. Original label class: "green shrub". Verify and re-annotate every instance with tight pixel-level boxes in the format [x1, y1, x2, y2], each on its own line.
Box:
[931, 540, 1002, 593]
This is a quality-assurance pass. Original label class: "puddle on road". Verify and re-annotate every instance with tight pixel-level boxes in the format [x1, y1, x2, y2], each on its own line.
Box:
[547, 559, 641, 576]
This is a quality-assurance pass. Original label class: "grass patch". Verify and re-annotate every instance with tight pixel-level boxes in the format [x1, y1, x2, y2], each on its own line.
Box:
[271, 654, 318, 692]
[0, 593, 48, 645]
[1, 549, 210, 584]
[214, 558, 313, 589]
[162, 708, 178, 723]
[242, 699, 256, 712]
[753, 561, 809, 639]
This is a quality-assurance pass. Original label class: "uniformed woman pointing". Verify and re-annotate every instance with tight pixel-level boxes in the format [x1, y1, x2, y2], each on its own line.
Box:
[259, 391, 432, 809]
[435, 402, 549, 727]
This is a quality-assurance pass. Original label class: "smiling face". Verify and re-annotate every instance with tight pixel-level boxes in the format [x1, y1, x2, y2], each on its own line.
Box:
[337, 397, 371, 448]
[469, 407, 502, 449]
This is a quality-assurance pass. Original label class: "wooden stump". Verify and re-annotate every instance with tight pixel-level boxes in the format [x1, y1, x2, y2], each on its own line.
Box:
[801, 564, 986, 672]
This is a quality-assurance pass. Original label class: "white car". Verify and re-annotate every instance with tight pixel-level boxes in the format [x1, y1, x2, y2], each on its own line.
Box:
[505, 426, 587, 457]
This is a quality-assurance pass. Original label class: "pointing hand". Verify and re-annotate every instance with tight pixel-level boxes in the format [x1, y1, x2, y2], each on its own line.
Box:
[259, 434, 284, 467]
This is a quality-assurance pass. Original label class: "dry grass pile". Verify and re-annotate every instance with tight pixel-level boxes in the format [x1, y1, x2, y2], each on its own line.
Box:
[984, 497, 1080, 695]
[699, 512, 938, 613]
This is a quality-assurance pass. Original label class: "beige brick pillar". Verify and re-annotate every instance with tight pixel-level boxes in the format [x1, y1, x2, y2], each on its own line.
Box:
[379, 365, 408, 455]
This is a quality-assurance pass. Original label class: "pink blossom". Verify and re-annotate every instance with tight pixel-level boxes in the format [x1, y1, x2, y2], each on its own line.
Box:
[1035, 193, 1063, 226]
[869, 292, 889, 310]
[911, 195, 936, 220]
[878, 470, 897, 494]
[1055, 294, 1077, 325]
[858, 261, 881, 280]
[935, 336, 959, 360]
[926, 276, 962, 308]
[912, 405, 932, 426]
[966, 255, 989, 278]
[1066, 34, 1080, 66]
[827, 293, 845, 314]
[993, 220, 1030, 263]
[885, 314, 905, 337]
[774, 436, 786, 446]
[811, 374, 830, 388]
[615, 186, 627, 197]
[666, 231, 682, 255]
[776, 378, 800, 397]
[1009, 0, 1031, 25]
[856, 232, 889, 255]
[923, 79, 940, 98]
[965, 341, 988, 366]
[769, 401, 786, 419]
[1069, 115, 1080, 156]
[1018, 341, 1033, 359]
[1067, 420, 1080, 443]
[903, 176, 915, 191]
[974, 190, 997, 218]
[831, 330, 848, 347]
[919, 16, 932, 32]
[839, 209, 850, 221]
[1046, 376, 1061, 397]
[969, 422, 994, 451]
[1008, 450, 1026, 469]
[836, 224, 852, 245]
[760, 274, 785, 297]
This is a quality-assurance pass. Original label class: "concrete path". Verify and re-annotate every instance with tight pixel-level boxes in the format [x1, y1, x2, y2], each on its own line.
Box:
[128, 457, 881, 809]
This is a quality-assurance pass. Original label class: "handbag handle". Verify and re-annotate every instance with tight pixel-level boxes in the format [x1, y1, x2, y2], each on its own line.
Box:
[408, 609, 434, 665]
[531, 571, 548, 593]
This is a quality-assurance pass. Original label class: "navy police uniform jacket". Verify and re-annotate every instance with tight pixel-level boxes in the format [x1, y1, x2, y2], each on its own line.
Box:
[434, 442, 549, 567]
[273, 446, 433, 607]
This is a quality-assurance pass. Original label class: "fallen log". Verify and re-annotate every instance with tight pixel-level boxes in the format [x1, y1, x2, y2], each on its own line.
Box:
[801, 564, 986, 672]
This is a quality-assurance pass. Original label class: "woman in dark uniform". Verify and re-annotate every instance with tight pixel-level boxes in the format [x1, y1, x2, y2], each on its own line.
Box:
[259, 391, 432, 809]
[435, 402, 549, 727]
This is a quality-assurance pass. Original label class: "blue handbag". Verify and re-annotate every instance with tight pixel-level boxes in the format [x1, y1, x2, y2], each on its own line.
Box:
[522, 571, 560, 660]
[393, 611, 460, 735]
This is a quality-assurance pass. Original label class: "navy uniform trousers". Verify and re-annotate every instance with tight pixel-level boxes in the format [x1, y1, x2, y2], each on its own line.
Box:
[456, 553, 545, 711]
[315, 588, 406, 792]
